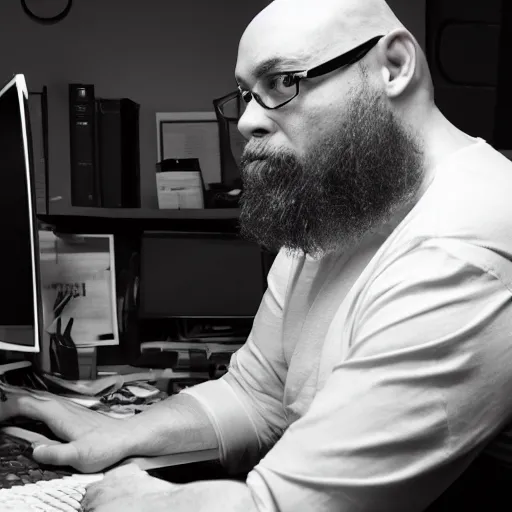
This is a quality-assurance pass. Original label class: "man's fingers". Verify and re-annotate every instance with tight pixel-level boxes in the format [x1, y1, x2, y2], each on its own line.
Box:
[33, 440, 116, 473]
[83, 465, 144, 511]
[32, 442, 78, 467]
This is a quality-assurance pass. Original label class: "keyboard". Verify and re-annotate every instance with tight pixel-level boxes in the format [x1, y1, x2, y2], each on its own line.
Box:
[0, 430, 102, 510]
[0, 473, 103, 511]
[0, 430, 71, 488]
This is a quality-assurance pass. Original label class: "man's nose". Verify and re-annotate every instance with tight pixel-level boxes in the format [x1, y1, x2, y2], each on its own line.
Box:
[237, 98, 275, 140]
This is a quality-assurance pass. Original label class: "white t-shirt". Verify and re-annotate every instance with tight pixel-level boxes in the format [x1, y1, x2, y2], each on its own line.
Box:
[183, 139, 512, 511]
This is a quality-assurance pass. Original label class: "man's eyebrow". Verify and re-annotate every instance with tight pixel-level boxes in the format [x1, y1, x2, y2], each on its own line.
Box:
[236, 56, 305, 86]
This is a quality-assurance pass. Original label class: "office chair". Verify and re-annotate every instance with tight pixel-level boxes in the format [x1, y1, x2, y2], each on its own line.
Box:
[425, 433, 512, 511]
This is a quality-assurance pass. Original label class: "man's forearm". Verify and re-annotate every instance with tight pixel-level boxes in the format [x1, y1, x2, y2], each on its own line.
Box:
[127, 392, 219, 457]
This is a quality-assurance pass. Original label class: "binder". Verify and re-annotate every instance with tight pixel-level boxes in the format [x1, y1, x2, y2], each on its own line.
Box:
[68, 84, 100, 207]
[97, 98, 140, 208]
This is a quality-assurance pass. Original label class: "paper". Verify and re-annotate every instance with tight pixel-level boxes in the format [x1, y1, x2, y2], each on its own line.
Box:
[161, 120, 221, 186]
[156, 170, 204, 209]
[38, 230, 119, 348]
[126, 384, 161, 398]
[42, 373, 124, 397]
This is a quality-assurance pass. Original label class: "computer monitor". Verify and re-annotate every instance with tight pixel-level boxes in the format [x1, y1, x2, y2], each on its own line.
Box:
[140, 231, 268, 319]
[0, 74, 42, 353]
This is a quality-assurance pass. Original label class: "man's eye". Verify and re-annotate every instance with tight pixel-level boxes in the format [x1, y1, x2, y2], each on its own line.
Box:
[267, 74, 297, 93]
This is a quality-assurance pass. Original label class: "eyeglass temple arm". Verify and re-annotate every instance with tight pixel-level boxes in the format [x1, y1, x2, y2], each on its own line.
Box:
[305, 35, 384, 79]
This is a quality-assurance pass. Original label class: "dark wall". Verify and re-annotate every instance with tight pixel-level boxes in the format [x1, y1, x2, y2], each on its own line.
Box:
[387, 0, 426, 50]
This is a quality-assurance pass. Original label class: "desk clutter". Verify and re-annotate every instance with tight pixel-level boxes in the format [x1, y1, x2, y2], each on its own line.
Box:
[0, 368, 168, 420]
[41, 373, 168, 418]
[135, 317, 251, 383]
[0, 318, 253, 418]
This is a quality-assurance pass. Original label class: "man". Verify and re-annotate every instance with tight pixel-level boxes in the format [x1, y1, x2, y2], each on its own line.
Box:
[4, 0, 512, 510]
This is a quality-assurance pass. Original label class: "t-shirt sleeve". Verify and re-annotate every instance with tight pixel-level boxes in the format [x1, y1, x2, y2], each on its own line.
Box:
[181, 249, 293, 471]
[246, 241, 512, 511]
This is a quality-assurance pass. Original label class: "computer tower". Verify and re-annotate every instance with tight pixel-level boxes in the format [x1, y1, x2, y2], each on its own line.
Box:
[97, 98, 141, 208]
[69, 84, 101, 207]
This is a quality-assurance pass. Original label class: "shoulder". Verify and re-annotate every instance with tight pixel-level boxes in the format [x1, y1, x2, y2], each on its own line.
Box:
[420, 142, 512, 250]
[351, 239, 512, 358]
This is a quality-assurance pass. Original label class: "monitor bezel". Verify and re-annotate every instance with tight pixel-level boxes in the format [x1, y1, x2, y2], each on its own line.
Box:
[0, 74, 42, 353]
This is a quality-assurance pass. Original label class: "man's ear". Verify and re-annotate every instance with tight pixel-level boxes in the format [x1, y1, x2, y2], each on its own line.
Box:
[377, 29, 418, 98]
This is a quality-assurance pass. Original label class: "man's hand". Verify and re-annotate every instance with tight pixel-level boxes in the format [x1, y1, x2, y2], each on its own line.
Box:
[0, 384, 133, 473]
[82, 464, 179, 512]
[82, 464, 259, 512]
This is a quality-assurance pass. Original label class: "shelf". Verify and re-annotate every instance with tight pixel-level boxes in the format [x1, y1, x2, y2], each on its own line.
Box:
[37, 208, 241, 234]
[41, 207, 240, 220]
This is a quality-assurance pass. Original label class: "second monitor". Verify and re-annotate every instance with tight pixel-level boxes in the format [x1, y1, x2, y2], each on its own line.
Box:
[140, 231, 271, 319]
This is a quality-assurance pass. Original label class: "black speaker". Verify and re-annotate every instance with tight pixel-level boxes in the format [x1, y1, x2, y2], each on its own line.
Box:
[426, 0, 502, 144]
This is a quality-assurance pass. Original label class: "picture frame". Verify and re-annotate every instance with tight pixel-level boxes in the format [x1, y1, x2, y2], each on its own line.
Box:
[156, 112, 221, 187]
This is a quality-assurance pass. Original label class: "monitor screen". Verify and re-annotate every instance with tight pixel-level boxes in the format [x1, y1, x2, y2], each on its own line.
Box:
[0, 74, 41, 352]
[140, 232, 266, 318]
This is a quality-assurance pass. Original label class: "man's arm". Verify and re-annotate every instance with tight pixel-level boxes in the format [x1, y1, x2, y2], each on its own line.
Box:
[126, 392, 219, 456]
[178, 249, 293, 471]
[11, 250, 293, 473]
[2, 385, 218, 472]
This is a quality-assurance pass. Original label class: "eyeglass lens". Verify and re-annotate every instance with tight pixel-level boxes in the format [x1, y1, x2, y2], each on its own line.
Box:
[219, 94, 247, 121]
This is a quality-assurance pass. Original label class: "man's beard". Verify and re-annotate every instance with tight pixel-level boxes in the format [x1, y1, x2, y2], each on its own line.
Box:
[238, 85, 424, 256]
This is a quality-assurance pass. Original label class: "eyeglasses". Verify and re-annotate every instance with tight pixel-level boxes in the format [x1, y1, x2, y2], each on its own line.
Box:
[217, 35, 384, 122]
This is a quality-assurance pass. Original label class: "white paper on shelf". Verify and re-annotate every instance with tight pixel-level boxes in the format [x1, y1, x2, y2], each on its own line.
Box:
[156, 171, 204, 209]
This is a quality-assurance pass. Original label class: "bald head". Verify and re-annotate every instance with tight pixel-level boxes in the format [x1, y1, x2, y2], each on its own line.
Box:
[238, 0, 404, 71]
[255, 0, 403, 41]
[235, 0, 433, 107]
